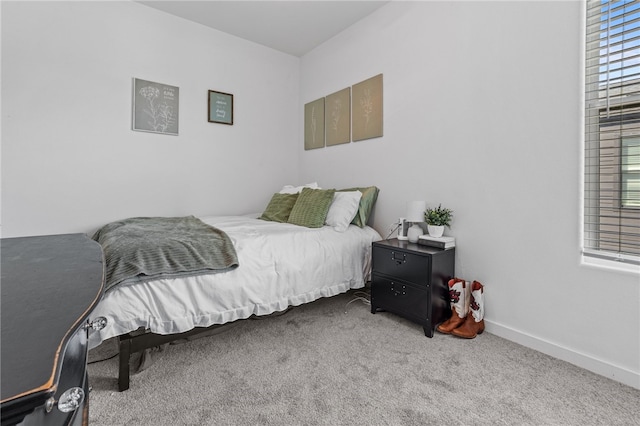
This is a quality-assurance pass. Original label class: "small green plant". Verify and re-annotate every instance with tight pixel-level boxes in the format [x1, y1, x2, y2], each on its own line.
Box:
[424, 204, 453, 227]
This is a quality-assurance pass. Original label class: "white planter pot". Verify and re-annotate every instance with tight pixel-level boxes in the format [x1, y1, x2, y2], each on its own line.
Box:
[427, 225, 444, 238]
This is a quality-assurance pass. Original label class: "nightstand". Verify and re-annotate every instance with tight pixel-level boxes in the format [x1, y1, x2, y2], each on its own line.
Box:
[370, 238, 455, 337]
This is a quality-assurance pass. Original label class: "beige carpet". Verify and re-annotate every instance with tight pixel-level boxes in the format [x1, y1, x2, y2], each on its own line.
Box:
[87, 290, 640, 425]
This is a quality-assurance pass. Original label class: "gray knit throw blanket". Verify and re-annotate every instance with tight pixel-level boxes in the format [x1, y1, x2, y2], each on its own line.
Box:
[92, 216, 239, 292]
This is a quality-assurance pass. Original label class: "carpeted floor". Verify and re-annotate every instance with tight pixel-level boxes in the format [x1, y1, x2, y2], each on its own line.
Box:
[87, 290, 640, 425]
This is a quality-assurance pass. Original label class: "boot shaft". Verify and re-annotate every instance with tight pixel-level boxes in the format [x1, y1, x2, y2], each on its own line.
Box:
[469, 280, 484, 322]
[448, 278, 470, 319]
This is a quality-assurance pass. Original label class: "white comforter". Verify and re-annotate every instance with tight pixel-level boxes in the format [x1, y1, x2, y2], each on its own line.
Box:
[88, 215, 381, 349]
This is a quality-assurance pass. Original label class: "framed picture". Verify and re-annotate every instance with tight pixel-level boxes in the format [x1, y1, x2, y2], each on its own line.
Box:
[208, 90, 234, 125]
[132, 78, 179, 135]
[325, 87, 351, 146]
[352, 74, 383, 142]
[304, 97, 325, 150]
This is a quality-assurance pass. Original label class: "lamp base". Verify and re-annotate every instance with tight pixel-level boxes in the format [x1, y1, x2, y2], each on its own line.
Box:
[407, 223, 423, 243]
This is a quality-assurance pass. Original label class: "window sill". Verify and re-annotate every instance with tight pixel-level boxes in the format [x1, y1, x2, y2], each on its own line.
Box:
[581, 255, 640, 275]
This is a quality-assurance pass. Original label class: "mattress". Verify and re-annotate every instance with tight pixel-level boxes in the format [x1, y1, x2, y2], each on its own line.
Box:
[88, 215, 381, 349]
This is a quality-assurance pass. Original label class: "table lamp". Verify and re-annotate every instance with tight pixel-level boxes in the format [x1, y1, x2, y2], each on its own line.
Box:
[406, 201, 426, 243]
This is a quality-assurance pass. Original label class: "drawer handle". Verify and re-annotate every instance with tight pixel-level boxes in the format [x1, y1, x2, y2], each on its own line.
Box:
[390, 282, 407, 297]
[391, 251, 406, 265]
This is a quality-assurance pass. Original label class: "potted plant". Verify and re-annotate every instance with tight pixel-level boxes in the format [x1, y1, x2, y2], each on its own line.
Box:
[424, 204, 453, 238]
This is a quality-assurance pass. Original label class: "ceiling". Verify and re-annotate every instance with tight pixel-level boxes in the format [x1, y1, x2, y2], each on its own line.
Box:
[137, 1, 390, 57]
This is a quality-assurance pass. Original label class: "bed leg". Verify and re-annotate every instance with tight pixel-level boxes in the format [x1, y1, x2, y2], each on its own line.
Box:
[118, 337, 131, 392]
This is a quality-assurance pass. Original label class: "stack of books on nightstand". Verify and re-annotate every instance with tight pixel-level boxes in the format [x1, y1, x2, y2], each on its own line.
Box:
[417, 234, 455, 249]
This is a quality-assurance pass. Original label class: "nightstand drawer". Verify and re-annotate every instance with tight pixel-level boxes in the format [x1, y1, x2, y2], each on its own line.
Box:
[372, 245, 430, 285]
[371, 274, 429, 322]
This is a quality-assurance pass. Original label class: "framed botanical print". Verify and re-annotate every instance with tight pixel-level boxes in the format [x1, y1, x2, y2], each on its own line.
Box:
[304, 97, 325, 150]
[352, 74, 383, 142]
[325, 87, 351, 146]
[132, 78, 179, 135]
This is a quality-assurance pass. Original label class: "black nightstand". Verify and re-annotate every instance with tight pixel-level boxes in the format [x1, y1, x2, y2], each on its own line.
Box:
[370, 239, 455, 337]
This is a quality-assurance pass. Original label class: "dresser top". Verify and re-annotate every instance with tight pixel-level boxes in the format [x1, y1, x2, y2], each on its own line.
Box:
[374, 238, 454, 255]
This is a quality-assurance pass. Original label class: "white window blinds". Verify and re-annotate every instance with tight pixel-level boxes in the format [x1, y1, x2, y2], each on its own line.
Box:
[585, 0, 640, 264]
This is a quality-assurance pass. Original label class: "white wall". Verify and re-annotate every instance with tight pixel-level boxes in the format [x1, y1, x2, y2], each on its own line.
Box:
[1, 1, 300, 237]
[299, 1, 640, 388]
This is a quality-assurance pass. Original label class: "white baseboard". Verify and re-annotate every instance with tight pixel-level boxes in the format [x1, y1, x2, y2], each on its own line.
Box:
[485, 320, 640, 390]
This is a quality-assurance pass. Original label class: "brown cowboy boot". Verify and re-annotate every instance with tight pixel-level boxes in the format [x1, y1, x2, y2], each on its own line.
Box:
[437, 278, 469, 334]
[452, 281, 485, 339]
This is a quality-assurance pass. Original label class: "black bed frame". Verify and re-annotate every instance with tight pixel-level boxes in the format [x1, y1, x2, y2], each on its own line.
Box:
[117, 325, 221, 391]
[116, 308, 291, 391]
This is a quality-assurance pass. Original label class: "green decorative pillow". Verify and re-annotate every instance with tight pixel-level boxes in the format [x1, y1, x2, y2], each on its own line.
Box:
[338, 186, 379, 227]
[259, 193, 299, 223]
[288, 188, 336, 228]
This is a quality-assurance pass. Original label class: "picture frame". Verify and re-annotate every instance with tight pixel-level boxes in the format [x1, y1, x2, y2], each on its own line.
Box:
[325, 87, 351, 146]
[132, 78, 179, 135]
[304, 97, 325, 150]
[352, 74, 383, 142]
[208, 90, 234, 125]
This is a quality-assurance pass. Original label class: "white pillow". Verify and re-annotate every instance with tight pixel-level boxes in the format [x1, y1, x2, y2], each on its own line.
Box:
[279, 182, 320, 194]
[325, 191, 362, 232]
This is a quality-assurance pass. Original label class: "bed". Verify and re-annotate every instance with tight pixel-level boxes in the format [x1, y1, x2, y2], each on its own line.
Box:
[88, 185, 381, 391]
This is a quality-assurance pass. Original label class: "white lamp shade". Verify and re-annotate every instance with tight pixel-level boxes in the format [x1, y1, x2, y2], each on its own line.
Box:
[406, 201, 426, 223]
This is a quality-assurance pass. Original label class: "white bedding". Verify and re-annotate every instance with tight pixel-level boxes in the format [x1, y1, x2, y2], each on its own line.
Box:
[88, 215, 381, 349]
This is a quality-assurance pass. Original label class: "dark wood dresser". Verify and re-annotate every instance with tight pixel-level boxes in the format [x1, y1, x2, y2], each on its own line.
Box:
[1, 234, 105, 426]
[370, 239, 455, 337]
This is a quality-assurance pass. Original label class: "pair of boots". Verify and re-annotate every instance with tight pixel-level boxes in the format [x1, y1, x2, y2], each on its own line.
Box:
[437, 278, 485, 339]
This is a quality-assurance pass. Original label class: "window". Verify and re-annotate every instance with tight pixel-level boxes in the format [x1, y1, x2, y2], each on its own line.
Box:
[622, 136, 640, 207]
[585, 0, 640, 264]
